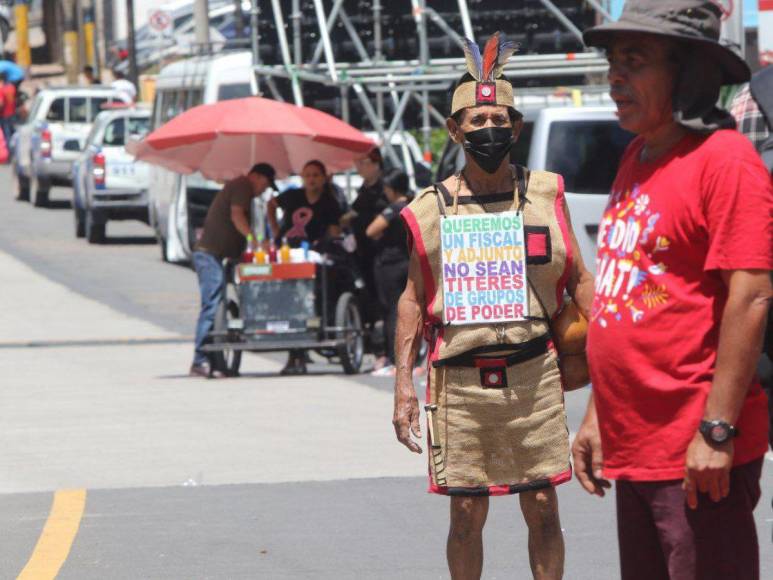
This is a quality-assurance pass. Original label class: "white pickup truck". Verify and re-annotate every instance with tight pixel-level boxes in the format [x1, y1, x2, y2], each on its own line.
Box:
[435, 106, 634, 273]
[11, 86, 131, 207]
[69, 108, 151, 244]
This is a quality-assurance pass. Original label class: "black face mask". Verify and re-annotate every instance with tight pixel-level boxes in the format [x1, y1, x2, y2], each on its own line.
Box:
[462, 127, 515, 174]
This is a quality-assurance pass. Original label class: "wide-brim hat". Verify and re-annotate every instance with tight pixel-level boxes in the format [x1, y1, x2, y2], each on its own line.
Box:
[583, 0, 750, 85]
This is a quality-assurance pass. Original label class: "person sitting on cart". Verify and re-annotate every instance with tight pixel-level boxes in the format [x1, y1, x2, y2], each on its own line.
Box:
[365, 168, 412, 377]
[267, 159, 344, 375]
[190, 163, 278, 378]
[267, 159, 344, 247]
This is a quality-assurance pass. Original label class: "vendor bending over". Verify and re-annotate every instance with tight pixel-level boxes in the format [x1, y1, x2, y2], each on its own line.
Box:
[267, 159, 344, 375]
[392, 32, 594, 579]
[190, 163, 277, 378]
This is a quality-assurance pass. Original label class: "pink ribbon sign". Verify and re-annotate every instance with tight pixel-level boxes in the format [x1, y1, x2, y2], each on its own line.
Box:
[286, 207, 313, 239]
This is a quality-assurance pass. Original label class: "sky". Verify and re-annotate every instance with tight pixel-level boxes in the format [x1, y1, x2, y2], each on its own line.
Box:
[610, 0, 759, 27]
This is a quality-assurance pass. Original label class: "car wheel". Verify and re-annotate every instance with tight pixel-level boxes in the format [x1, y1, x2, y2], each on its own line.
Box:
[85, 211, 106, 244]
[30, 174, 51, 208]
[12, 163, 30, 202]
[74, 206, 86, 238]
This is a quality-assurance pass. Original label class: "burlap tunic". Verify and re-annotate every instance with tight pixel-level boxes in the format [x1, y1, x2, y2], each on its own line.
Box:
[401, 169, 573, 495]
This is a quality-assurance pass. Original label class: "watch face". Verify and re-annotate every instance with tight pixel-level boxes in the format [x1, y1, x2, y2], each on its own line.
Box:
[710, 424, 729, 443]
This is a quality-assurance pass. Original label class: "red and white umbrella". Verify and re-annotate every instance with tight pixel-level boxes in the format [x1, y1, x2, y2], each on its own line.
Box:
[127, 97, 376, 181]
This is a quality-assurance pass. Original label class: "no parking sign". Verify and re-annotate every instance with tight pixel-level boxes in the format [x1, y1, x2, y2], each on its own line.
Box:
[148, 9, 173, 37]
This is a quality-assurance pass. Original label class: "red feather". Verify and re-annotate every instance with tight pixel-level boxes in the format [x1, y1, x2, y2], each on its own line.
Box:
[482, 32, 500, 81]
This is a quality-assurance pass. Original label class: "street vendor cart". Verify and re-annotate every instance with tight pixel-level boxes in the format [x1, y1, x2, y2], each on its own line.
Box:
[201, 243, 373, 376]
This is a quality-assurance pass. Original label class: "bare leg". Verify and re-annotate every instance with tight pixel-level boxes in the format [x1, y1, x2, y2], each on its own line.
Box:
[519, 488, 564, 579]
[448, 496, 489, 580]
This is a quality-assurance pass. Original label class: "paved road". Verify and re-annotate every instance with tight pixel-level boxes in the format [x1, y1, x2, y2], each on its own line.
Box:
[0, 168, 770, 579]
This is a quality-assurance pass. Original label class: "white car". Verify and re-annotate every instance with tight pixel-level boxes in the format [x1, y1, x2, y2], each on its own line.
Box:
[12, 86, 132, 207]
[69, 108, 151, 244]
[435, 106, 634, 274]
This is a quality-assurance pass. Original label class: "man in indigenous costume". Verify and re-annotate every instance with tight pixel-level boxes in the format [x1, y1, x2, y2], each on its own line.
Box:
[392, 32, 594, 580]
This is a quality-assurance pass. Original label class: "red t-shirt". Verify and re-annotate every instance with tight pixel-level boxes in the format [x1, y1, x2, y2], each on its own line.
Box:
[587, 130, 773, 482]
[2, 83, 15, 118]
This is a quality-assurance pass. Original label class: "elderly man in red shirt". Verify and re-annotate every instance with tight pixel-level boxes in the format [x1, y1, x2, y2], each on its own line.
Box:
[572, 2, 773, 580]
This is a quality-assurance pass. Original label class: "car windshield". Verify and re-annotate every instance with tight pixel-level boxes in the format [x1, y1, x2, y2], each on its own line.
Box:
[69, 97, 88, 123]
[126, 116, 150, 139]
[217, 83, 252, 101]
[46, 98, 65, 122]
[103, 118, 125, 146]
[545, 120, 634, 194]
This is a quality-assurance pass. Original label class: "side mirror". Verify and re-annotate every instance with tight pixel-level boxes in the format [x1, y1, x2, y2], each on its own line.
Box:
[63, 139, 81, 152]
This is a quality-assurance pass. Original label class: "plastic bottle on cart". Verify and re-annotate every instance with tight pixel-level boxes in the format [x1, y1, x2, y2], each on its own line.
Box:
[254, 237, 267, 264]
[242, 234, 256, 263]
[268, 240, 278, 263]
[279, 238, 291, 263]
[300, 240, 310, 261]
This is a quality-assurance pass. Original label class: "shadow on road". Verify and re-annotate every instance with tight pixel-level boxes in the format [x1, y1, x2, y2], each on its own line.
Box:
[102, 236, 157, 245]
[44, 200, 72, 210]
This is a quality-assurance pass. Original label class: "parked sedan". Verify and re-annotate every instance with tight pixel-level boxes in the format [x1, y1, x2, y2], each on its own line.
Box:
[69, 108, 151, 244]
[13, 86, 131, 207]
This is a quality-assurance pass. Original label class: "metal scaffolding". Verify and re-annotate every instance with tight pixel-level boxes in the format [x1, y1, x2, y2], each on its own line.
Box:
[249, 0, 613, 176]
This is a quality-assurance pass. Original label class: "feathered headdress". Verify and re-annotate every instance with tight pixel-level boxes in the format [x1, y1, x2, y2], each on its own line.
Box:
[452, 31, 520, 117]
[462, 32, 519, 82]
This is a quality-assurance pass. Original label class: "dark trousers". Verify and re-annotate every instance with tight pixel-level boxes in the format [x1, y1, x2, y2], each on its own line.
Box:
[616, 458, 763, 580]
[374, 258, 408, 364]
[0, 117, 13, 147]
[192, 251, 224, 366]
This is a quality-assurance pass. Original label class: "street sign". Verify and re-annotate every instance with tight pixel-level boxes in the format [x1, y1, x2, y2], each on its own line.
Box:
[148, 9, 172, 35]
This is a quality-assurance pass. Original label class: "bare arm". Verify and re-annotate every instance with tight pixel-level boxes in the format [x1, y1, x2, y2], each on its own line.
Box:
[562, 199, 594, 318]
[684, 269, 772, 508]
[266, 197, 280, 240]
[392, 249, 425, 454]
[571, 391, 611, 497]
[230, 205, 251, 238]
[365, 215, 389, 240]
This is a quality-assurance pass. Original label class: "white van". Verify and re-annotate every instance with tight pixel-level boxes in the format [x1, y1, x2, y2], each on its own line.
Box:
[147, 51, 258, 262]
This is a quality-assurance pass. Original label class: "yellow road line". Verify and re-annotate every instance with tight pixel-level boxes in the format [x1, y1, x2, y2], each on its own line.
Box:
[17, 489, 87, 580]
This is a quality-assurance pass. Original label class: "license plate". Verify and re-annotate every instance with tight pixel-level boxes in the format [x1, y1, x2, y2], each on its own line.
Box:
[266, 321, 290, 332]
[109, 163, 135, 177]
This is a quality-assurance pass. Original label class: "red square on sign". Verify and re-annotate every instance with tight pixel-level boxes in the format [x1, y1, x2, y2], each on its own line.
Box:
[527, 232, 548, 257]
[476, 83, 497, 104]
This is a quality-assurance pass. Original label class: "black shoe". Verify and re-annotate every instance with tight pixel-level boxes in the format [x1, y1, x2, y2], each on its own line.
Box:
[189, 363, 210, 378]
[280, 358, 307, 376]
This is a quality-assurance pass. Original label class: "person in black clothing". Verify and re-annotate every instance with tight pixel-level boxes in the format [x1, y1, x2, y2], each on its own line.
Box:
[366, 169, 412, 375]
[342, 149, 389, 365]
[267, 159, 343, 247]
[266, 159, 343, 375]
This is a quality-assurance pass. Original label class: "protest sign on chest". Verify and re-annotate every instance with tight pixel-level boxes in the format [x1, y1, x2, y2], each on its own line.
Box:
[440, 211, 529, 325]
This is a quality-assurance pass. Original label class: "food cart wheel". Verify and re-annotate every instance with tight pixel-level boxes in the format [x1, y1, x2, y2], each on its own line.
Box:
[335, 292, 364, 375]
[212, 290, 242, 377]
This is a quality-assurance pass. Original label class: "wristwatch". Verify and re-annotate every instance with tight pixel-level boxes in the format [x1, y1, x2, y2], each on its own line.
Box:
[699, 420, 739, 444]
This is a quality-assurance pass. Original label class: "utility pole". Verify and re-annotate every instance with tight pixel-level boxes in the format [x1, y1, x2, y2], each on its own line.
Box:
[63, 0, 79, 83]
[13, 0, 32, 68]
[194, 0, 210, 52]
[82, 0, 99, 75]
[126, 0, 139, 89]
